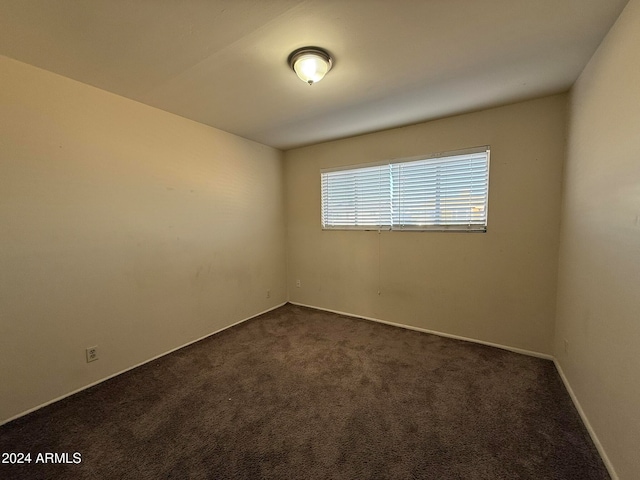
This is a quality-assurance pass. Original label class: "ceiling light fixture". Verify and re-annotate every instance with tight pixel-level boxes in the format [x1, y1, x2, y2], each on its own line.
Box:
[288, 46, 333, 85]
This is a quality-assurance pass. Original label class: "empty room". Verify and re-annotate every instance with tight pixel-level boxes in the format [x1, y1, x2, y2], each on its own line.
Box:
[1, 1, 638, 479]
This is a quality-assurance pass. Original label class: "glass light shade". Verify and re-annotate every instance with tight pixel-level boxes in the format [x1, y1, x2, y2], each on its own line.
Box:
[288, 47, 333, 85]
[293, 54, 330, 84]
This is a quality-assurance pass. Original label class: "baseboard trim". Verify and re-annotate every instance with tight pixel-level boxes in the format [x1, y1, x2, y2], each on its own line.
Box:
[289, 301, 553, 360]
[3, 301, 616, 480]
[0, 302, 287, 427]
[295, 301, 616, 477]
[553, 359, 618, 480]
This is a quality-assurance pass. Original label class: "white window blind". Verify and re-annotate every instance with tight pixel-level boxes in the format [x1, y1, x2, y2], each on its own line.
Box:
[391, 151, 488, 231]
[321, 147, 489, 232]
[321, 163, 391, 229]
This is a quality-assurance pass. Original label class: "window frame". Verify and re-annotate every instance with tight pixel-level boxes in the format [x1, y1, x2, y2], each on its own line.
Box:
[320, 146, 490, 232]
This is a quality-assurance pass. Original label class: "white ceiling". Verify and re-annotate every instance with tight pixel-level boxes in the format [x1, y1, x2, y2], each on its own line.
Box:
[0, 0, 629, 150]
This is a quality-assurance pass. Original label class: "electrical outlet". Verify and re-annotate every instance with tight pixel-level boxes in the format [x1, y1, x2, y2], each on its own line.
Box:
[86, 346, 99, 363]
[296, 279, 301, 288]
[266, 289, 271, 298]
[563, 339, 569, 354]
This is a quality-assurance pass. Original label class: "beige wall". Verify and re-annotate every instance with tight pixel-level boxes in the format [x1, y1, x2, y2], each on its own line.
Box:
[555, 0, 640, 478]
[285, 95, 567, 356]
[0, 56, 286, 424]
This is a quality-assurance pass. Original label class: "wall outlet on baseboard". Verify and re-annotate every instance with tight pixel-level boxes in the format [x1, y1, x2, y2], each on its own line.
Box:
[296, 279, 301, 288]
[86, 346, 99, 363]
[563, 339, 569, 354]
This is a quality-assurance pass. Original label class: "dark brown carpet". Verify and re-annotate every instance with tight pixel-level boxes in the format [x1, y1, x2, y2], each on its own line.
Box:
[0, 304, 608, 479]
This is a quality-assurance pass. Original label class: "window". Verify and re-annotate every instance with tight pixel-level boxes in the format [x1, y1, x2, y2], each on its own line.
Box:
[321, 147, 489, 232]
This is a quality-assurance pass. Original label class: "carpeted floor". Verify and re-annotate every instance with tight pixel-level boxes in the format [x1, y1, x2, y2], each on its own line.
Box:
[0, 304, 608, 479]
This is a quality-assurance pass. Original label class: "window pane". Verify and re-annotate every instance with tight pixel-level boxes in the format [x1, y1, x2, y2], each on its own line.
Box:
[321, 164, 391, 229]
[320, 148, 489, 231]
[391, 152, 488, 231]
